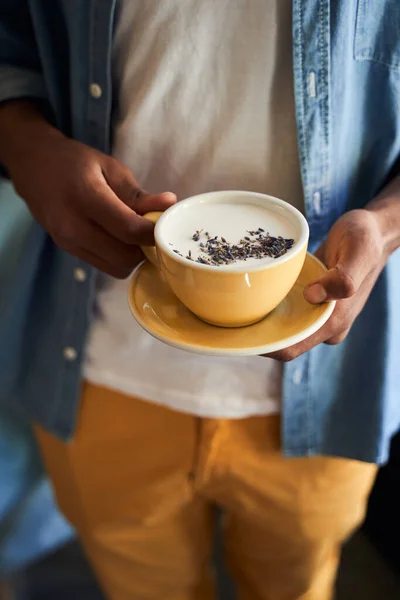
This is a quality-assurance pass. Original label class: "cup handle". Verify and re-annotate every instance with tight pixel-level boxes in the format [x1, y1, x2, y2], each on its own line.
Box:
[141, 211, 163, 267]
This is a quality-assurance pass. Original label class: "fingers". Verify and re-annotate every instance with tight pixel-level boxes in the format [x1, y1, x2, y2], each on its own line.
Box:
[266, 322, 350, 361]
[84, 170, 176, 245]
[305, 264, 356, 303]
[103, 161, 177, 214]
[266, 265, 383, 361]
[305, 230, 376, 304]
[265, 323, 329, 361]
[78, 222, 144, 270]
[264, 322, 346, 361]
[73, 247, 134, 279]
[58, 222, 144, 278]
[325, 327, 351, 345]
[265, 210, 386, 360]
[84, 184, 159, 245]
[125, 189, 177, 215]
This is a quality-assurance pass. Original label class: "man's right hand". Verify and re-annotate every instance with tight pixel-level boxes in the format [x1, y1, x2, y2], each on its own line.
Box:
[1, 102, 176, 278]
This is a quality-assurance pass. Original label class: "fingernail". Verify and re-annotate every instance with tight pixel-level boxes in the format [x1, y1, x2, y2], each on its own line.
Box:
[305, 283, 328, 304]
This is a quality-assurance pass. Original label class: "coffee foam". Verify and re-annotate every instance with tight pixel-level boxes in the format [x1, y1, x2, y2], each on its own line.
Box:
[159, 202, 298, 268]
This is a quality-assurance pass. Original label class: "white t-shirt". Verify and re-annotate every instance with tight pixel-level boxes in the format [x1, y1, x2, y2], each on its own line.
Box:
[83, 0, 304, 417]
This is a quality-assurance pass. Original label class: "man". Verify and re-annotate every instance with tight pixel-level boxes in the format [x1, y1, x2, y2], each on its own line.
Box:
[0, 1, 400, 598]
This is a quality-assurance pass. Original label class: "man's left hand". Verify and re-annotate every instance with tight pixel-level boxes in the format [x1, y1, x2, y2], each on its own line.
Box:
[265, 208, 391, 361]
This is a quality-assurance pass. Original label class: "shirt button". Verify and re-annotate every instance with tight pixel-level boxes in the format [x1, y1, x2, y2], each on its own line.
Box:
[292, 368, 302, 385]
[89, 83, 102, 99]
[74, 267, 87, 282]
[63, 346, 77, 361]
[308, 71, 317, 98]
[313, 191, 321, 214]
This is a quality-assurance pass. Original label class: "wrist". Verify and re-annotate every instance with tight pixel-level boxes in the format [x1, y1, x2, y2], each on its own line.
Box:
[0, 100, 64, 173]
[366, 177, 400, 258]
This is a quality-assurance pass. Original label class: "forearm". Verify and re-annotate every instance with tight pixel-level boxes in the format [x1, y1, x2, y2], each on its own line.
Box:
[0, 99, 62, 172]
[366, 175, 400, 258]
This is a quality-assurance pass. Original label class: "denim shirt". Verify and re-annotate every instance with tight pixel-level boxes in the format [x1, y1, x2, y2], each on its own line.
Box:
[1, 0, 400, 464]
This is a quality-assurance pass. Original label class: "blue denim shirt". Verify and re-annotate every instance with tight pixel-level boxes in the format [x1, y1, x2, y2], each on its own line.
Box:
[0, 0, 400, 464]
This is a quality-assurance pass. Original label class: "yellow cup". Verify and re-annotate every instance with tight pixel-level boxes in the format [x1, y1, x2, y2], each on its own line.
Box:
[142, 191, 309, 328]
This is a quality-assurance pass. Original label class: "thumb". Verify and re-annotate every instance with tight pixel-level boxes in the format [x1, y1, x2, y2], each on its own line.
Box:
[130, 190, 177, 216]
[104, 163, 177, 214]
[304, 235, 372, 304]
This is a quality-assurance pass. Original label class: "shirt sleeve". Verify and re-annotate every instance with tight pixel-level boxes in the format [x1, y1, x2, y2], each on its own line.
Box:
[0, 0, 48, 104]
[0, 0, 49, 176]
[0, 65, 47, 106]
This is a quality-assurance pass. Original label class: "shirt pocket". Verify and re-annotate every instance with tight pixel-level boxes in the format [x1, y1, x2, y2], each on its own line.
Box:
[354, 0, 400, 71]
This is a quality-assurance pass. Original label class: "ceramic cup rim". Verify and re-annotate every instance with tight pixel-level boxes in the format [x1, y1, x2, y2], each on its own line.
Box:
[154, 190, 309, 274]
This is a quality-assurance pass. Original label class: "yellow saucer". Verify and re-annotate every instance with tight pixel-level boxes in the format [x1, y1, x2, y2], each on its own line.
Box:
[128, 253, 335, 356]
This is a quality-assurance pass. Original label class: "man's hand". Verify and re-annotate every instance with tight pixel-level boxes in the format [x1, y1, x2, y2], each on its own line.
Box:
[8, 136, 176, 278]
[266, 207, 394, 361]
[1, 102, 176, 278]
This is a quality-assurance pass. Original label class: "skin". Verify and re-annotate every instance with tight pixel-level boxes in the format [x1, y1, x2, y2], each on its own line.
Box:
[266, 198, 400, 360]
[0, 102, 176, 279]
[1, 101, 400, 360]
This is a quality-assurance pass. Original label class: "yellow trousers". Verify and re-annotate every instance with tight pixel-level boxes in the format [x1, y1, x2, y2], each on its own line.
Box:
[35, 383, 377, 600]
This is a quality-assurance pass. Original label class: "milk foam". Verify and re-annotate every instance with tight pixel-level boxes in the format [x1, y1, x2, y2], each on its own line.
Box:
[160, 203, 298, 268]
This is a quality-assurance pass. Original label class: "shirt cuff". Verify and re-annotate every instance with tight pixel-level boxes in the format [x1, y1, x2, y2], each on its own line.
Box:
[0, 64, 47, 105]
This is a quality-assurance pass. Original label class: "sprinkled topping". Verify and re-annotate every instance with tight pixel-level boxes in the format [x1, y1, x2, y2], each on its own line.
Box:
[192, 229, 203, 242]
[170, 229, 295, 266]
